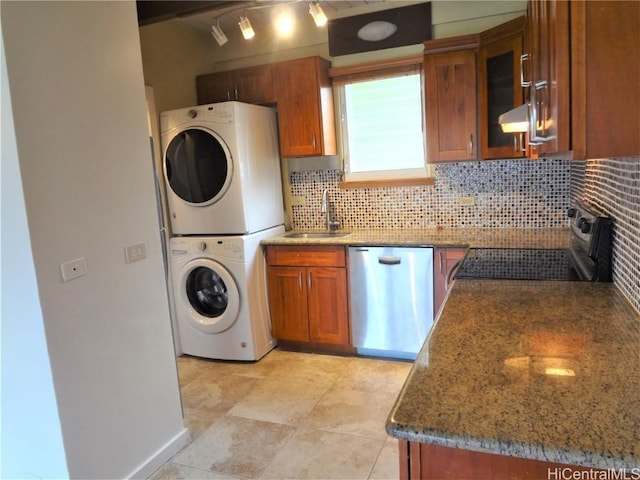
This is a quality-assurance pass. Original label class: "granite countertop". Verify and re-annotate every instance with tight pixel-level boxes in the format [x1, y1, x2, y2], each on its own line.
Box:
[262, 228, 572, 249]
[386, 279, 640, 470]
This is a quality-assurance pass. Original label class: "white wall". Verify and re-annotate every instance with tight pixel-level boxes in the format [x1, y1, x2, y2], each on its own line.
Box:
[1, 26, 69, 480]
[1, 2, 187, 478]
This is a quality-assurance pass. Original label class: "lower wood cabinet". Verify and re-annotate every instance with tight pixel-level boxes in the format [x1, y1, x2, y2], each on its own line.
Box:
[266, 245, 351, 351]
[433, 247, 466, 316]
[399, 441, 601, 480]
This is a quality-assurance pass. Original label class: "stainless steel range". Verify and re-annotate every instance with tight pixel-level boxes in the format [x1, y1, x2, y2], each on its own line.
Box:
[455, 202, 613, 282]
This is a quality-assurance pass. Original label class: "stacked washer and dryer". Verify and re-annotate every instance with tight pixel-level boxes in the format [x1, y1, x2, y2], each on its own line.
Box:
[161, 102, 285, 361]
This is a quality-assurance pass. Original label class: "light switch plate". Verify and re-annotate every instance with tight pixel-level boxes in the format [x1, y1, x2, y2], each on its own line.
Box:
[125, 242, 146, 263]
[61, 257, 88, 282]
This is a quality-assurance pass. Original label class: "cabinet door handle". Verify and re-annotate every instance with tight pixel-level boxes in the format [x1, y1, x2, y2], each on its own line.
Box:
[468, 134, 474, 156]
[520, 53, 532, 87]
[234, 85, 238, 100]
[298, 271, 303, 291]
[307, 271, 312, 290]
[439, 251, 443, 274]
[312, 133, 317, 150]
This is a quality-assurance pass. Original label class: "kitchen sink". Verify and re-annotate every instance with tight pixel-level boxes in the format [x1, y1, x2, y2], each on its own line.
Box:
[284, 232, 351, 239]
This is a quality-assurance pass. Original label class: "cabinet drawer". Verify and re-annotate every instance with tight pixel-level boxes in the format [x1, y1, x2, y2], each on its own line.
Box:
[266, 246, 346, 267]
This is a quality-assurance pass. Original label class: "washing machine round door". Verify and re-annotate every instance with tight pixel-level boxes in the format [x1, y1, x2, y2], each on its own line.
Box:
[176, 258, 240, 334]
[164, 127, 233, 206]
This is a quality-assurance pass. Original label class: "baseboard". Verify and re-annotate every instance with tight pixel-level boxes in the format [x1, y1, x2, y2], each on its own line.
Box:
[127, 427, 190, 479]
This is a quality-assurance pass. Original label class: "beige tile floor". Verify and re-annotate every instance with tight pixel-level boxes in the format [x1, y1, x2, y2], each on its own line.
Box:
[149, 348, 412, 480]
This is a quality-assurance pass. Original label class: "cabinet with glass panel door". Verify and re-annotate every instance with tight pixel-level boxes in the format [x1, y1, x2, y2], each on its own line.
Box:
[478, 16, 526, 159]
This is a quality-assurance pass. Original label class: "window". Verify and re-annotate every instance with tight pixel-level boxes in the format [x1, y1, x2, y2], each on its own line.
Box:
[331, 57, 432, 186]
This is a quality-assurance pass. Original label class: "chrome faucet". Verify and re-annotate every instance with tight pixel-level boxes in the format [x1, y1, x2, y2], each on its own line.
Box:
[321, 188, 340, 232]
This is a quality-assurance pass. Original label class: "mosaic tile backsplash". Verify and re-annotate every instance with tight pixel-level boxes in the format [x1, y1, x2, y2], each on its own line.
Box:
[289, 155, 639, 313]
[289, 158, 571, 230]
[571, 157, 640, 313]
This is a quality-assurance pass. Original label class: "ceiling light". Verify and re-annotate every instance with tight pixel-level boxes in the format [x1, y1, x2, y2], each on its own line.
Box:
[357, 21, 398, 42]
[211, 22, 228, 46]
[239, 15, 255, 40]
[309, 2, 327, 27]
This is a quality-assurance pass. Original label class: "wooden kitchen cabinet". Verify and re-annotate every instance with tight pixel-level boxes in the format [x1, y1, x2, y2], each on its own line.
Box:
[478, 16, 526, 159]
[196, 64, 275, 105]
[424, 35, 479, 163]
[433, 247, 466, 316]
[523, 0, 570, 156]
[273, 56, 337, 157]
[266, 245, 350, 351]
[569, 0, 639, 159]
[399, 441, 601, 480]
[523, 1, 639, 159]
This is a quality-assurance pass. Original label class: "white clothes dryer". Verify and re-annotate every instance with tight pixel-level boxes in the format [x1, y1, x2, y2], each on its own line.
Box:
[170, 226, 284, 361]
[161, 102, 284, 235]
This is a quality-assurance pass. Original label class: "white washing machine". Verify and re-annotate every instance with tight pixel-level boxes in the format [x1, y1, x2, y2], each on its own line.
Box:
[161, 102, 284, 235]
[170, 226, 284, 361]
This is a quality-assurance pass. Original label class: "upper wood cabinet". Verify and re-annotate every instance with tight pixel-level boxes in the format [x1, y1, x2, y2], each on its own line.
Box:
[273, 56, 337, 157]
[478, 16, 526, 159]
[524, 0, 638, 159]
[569, 0, 639, 159]
[197, 56, 337, 158]
[424, 35, 479, 163]
[196, 64, 275, 105]
[523, 0, 570, 156]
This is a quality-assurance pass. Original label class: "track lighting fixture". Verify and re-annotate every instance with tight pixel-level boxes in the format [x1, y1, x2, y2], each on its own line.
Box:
[238, 15, 255, 40]
[308, 2, 327, 27]
[211, 21, 228, 46]
[211, 1, 328, 47]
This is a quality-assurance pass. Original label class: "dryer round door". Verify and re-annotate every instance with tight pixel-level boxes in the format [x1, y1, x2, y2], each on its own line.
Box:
[176, 258, 240, 334]
[164, 127, 234, 206]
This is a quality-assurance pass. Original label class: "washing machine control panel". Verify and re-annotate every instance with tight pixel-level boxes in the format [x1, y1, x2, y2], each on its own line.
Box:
[170, 237, 244, 261]
[208, 238, 243, 260]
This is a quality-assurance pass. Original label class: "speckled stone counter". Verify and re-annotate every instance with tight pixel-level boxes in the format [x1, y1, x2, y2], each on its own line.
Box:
[386, 279, 640, 470]
[262, 228, 572, 249]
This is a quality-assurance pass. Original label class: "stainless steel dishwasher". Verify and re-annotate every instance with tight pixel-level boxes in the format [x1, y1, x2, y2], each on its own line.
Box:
[348, 246, 434, 360]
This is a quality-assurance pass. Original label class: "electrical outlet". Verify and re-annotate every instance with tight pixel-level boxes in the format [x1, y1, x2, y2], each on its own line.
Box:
[459, 196, 476, 206]
[125, 242, 147, 264]
[61, 257, 88, 282]
[291, 196, 307, 206]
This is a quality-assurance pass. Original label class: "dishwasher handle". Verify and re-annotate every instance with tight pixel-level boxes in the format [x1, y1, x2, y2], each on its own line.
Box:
[378, 255, 402, 265]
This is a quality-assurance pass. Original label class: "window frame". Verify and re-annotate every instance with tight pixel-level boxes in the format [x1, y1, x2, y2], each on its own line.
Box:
[329, 56, 434, 188]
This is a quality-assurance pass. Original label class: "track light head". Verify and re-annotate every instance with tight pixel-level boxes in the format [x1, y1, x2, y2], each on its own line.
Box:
[239, 15, 255, 40]
[309, 2, 327, 27]
[211, 23, 228, 46]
